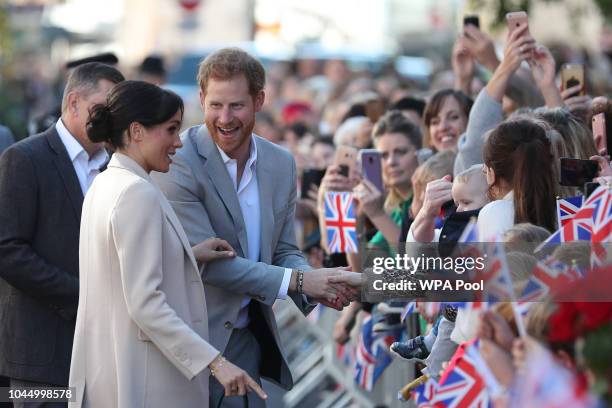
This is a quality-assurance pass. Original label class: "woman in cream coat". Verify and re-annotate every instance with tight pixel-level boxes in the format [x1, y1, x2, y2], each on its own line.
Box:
[69, 81, 266, 408]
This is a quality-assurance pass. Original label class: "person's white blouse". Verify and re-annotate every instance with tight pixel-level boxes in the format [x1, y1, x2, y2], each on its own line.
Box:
[476, 191, 515, 241]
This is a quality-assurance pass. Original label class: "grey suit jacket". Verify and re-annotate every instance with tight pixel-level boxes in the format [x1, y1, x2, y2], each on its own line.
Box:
[0, 125, 81, 385]
[0, 125, 15, 156]
[152, 125, 313, 389]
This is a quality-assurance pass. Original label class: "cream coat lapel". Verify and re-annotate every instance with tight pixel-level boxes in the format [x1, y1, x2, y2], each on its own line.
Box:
[111, 153, 199, 274]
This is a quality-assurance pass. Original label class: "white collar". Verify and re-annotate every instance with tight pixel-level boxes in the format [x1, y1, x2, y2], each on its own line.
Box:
[55, 119, 109, 166]
[56, 119, 85, 162]
[215, 135, 258, 168]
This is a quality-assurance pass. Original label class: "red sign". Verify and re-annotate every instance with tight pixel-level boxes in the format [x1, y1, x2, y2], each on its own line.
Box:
[179, 0, 200, 11]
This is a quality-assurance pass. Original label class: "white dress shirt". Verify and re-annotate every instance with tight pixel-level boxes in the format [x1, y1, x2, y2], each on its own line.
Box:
[216, 137, 292, 328]
[56, 119, 108, 195]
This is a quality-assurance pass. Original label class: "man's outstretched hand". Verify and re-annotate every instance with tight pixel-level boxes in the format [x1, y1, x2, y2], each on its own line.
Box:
[291, 268, 362, 310]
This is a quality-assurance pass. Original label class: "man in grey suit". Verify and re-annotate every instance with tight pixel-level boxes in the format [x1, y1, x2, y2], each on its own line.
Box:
[152, 48, 359, 407]
[0, 63, 124, 407]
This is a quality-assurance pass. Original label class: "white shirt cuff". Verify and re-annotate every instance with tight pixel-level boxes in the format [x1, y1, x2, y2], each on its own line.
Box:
[277, 268, 292, 300]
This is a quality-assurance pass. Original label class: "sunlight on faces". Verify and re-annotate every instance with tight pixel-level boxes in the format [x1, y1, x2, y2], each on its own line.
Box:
[132, 110, 183, 173]
[452, 175, 489, 212]
[428, 96, 468, 151]
[200, 75, 264, 159]
[375, 132, 418, 191]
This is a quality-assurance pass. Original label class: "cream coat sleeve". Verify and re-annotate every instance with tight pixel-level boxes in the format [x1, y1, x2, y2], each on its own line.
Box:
[110, 181, 218, 380]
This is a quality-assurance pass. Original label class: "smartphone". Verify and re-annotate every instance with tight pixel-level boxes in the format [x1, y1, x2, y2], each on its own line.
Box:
[505, 11, 529, 37]
[559, 157, 598, 187]
[561, 64, 585, 96]
[365, 99, 385, 123]
[463, 15, 480, 29]
[359, 149, 384, 193]
[334, 145, 358, 178]
[301, 168, 326, 199]
[592, 112, 608, 156]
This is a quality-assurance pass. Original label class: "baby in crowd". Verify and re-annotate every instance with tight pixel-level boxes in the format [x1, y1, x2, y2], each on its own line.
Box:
[392, 164, 489, 374]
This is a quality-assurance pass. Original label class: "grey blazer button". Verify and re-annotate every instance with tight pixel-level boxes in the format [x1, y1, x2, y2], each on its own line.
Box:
[258, 295, 266, 302]
[224, 321, 233, 330]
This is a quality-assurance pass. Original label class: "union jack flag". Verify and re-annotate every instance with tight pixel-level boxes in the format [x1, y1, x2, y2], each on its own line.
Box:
[518, 257, 579, 303]
[536, 186, 611, 252]
[435, 340, 492, 408]
[534, 218, 592, 252]
[590, 186, 612, 242]
[354, 314, 399, 391]
[336, 343, 355, 368]
[556, 195, 583, 229]
[478, 242, 514, 303]
[324, 192, 357, 253]
[412, 377, 439, 408]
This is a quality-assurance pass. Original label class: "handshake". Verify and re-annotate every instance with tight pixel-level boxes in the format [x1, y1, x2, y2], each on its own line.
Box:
[289, 268, 362, 311]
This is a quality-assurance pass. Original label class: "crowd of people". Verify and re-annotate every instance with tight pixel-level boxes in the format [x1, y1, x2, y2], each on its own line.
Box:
[0, 11, 611, 408]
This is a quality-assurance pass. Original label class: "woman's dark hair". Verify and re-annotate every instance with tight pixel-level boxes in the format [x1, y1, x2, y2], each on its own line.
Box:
[483, 120, 557, 232]
[372, 109, 422, 150]
[423, 89, 473, 149]
[87, 80, 184, 149]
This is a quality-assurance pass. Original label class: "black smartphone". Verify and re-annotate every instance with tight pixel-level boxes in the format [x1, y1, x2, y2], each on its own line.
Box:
[560, 158, 599, 187]
[584, 181, 599, 198]
[463, 15, 480, 29]
[301, 168, 326, 198]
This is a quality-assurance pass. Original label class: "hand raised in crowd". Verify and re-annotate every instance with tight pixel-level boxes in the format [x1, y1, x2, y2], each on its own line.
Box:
[480, 338, 515, 388]
[501, 23, 536, 73]
[419, 175, 453, 219]
[486, 23, 535, 102]
[477, 310, 516, 352]
[528, 45, 564, 107]
[462, 24, 500, 71]
[561, 85, 592, 122]
[319, 164, 360, 193]
[192, 237, 235, 265]
[353, 178, 385, 219]
[452, 35, 476, 95]
[209, 355, 268, 400]
[410, 175, 452, 243]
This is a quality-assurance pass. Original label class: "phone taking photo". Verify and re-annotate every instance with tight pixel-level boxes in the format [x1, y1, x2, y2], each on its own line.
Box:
[505, 11, 530, 37]
[334, 145, 357, 178]
[463, 15, 480, 29]
[359, 149, 384, 193]
[559, 157, 598, 187]
[561, 64, 585, 96]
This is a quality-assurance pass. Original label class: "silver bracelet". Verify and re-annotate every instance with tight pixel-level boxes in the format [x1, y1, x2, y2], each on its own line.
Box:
[296, 270, 305, 294]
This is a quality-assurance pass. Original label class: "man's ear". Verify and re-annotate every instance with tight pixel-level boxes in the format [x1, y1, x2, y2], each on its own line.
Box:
[199, 89, 206, 113]
[254, 90, 265, 112]
[66, 91, 80, 117]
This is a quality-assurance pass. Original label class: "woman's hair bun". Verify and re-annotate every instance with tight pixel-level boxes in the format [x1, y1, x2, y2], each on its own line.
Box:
[86, 103, 114, 144]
